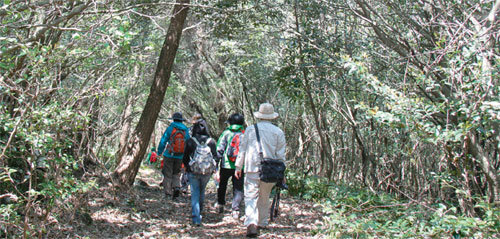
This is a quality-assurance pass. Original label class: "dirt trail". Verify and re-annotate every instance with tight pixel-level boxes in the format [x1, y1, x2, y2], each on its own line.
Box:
[58, 166, 325, 238]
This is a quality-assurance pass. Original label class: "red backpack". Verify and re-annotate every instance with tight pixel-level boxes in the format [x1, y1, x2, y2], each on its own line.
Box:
[149, 151, 158, 163]
[167, 128, 186, 155]
[226, 131, 243, 162]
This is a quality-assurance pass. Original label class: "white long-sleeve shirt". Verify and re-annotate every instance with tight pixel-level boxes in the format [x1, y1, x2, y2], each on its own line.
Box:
[235, 120, 286, 173]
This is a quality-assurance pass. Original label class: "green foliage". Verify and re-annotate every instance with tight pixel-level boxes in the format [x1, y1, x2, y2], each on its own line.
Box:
[1, 2, 175, 234]
[0, 98, 97, 236]
[274, 65, 306, 102]
[1, 0, 498, 237]
[287, 170, 499, 238]
[196, 0, 284, 40]
[318, 186, 500, 238]
[287, 170, 331, 200]
[0, 203, 22, 237]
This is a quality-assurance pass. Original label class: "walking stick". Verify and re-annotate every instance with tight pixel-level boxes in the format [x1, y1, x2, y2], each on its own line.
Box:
[270, 180, 287, 222]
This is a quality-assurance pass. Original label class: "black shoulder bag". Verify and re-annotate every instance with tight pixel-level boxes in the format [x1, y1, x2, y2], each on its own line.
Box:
[255, 124, 286, 183]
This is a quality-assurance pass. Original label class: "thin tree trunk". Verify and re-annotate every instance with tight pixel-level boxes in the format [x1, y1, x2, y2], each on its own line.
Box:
[112, 0, 190, 186]
[468, 132, 500, 203]
[116, 94, 135, 165]
[241, 78, 255, 124]
[465, 0, 500, 204]
[293, 0, 330, 177]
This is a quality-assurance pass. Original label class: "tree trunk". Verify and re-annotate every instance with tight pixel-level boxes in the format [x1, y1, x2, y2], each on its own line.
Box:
[112, 0, 190, 187]
[293, 0, 330, 177]
[468, 132, 500, 203]
[116, 94, 135, 165]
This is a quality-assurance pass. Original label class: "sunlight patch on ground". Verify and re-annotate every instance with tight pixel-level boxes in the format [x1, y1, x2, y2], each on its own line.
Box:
[93, 208, 133, 225]
[60, 163, 325, 238]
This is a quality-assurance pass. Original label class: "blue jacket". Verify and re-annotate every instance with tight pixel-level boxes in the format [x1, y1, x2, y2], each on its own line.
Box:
[157, 121, 190, 159]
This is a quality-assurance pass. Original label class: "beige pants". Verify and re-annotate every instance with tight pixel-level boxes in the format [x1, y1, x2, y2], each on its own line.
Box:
[243, 172, 275, 226]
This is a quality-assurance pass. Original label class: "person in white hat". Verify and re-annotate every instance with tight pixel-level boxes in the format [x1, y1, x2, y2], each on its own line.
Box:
[235, 103, 286, 237]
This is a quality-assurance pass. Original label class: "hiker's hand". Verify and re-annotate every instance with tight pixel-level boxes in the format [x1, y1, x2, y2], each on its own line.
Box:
[235, 170, 242, 179]
[214, 171, 220, 182]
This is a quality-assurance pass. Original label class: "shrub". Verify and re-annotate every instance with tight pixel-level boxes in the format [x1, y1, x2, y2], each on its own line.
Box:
[286, 170, 331, 200]
[0, 101, 97, 237]
[320, 186, 500, 238]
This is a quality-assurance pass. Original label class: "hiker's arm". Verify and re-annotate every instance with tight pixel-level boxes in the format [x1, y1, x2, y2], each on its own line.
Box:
[209, 139, 218, 174]
[234, 128, 249, 172]
[184, 127, 190, 140]
[235, 169, 242, 179]
[215, 132, 228, 163]
[276, 131, 287, 164]
[182, 139, 194, 169]
[157, 126, 172, 156]
[209, 139, 217, 159]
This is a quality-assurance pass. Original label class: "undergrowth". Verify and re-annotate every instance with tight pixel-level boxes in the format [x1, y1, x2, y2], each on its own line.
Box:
[286, 172, 500, 238]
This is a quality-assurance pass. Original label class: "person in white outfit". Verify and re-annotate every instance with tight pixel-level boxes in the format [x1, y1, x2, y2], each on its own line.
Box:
[235, 103, 286, 238]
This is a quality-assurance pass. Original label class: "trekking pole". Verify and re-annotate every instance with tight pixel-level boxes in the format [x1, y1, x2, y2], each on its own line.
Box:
[270, 187, 280, 221]
[270, 180, 287, 222]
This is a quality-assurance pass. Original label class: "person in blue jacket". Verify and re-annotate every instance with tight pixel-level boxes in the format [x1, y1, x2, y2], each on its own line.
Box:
[157, 112, 190, 199]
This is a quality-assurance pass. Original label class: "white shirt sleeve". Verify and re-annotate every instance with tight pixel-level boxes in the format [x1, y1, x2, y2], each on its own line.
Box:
[276, 129, 286, 164]
[234, 127, 250, 171]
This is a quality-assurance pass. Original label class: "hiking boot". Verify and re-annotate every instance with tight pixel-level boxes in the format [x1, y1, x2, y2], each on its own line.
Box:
[172, 189, 180, 199]
[246, 224, 258, 237]
[231, 211, 239, 219]
[192, 222, 202, 227]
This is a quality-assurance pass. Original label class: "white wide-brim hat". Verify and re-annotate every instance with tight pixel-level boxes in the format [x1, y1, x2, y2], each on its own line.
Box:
[253, 103, 279, 120]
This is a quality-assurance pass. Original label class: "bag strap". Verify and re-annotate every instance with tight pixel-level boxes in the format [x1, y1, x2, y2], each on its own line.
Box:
[254, 124, 264, 159]
[192, 137, 200, 145]
[224, 132, 234, 152]
[204, 138, 212, 146]
[193, 136, 211, 146]
[171, 126, 179, 134]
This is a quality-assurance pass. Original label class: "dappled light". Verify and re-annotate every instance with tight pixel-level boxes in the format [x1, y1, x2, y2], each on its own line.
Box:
[50, 166, 324, 238]
[1, 0, 499, 238]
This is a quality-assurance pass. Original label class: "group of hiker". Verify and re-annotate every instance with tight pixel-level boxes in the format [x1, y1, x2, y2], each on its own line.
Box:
[150, 103, 286, 237]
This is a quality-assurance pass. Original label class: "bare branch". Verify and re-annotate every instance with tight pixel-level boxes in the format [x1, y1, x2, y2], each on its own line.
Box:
[0, 2, 90, 58]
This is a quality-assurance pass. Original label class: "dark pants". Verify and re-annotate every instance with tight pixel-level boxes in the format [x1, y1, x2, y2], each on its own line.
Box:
[217, 167, 244, 211]
[162, 156, 182, 195]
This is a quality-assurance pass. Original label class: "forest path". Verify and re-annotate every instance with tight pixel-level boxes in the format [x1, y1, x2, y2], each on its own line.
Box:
[67, 165, 325, 238]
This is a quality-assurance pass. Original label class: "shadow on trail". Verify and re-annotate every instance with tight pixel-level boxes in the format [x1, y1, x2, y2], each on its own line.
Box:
[55, 166, 323, 238]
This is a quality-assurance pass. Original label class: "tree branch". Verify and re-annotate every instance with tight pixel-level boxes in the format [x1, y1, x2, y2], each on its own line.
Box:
[0, 2, 90, 58]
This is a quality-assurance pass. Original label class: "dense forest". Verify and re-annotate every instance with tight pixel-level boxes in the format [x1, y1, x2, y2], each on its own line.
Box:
[1, 0, 499, 238]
